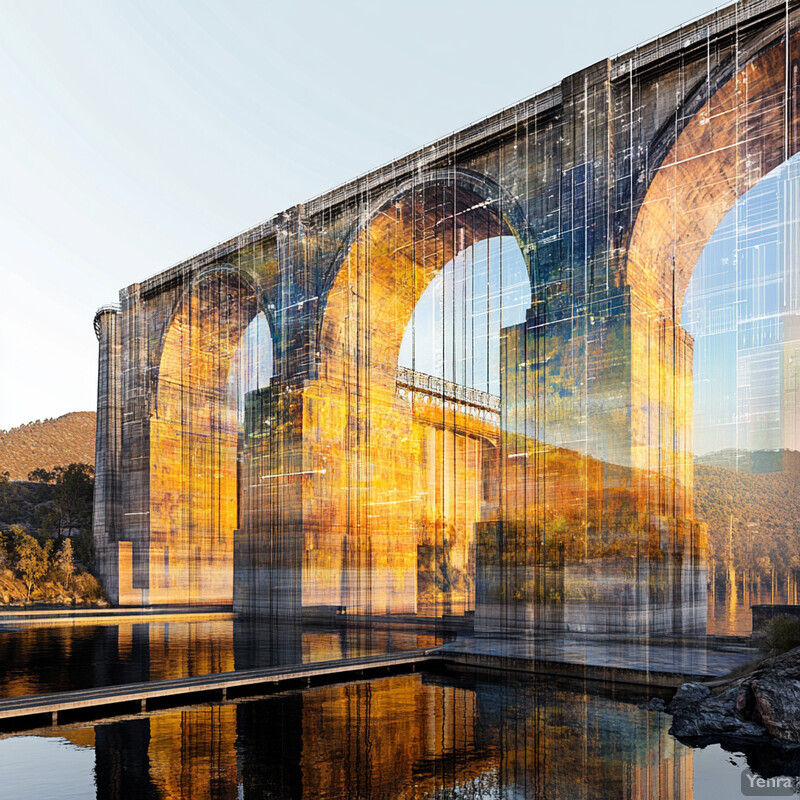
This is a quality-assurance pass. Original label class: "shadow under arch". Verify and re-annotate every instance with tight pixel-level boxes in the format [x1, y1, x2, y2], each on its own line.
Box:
[298, 171, 533, 617]
[131, 264, 269, 605]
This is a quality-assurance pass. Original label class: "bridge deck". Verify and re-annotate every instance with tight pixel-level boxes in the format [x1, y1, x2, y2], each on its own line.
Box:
[0, 649, 433, 732]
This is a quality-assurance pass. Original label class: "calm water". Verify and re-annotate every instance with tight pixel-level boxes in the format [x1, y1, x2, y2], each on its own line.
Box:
[707, 580, 793, 636]
[0, 616, 449, 698]
[0, 609, 797, 798]
[0, 672, 789, 800]
[0, 583, 769, 701]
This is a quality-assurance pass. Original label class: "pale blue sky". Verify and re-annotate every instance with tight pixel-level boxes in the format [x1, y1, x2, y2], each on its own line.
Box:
[0, 0, 714, 430]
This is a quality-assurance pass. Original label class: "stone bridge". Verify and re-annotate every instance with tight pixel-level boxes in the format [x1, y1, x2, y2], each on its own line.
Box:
[94, 0, 800, 634]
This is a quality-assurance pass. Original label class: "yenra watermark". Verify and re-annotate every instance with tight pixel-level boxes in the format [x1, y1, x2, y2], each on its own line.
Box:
[741, 769, 798, 796]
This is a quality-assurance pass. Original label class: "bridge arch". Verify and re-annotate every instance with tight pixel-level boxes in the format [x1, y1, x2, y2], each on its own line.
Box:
[318, 169, 532, 390]
[628, 28, 800, 315]
[318, 168, 533, 319]
[143, 265, 271, 604]
[611, 27, 800, 574]
[303, 171, 531, 616]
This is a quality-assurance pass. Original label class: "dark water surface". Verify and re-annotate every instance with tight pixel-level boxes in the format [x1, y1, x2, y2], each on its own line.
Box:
[0, 671, 778, 800]
[0, 615, 448, 697]
[1, 616, 798, 798]
[0, 578, 778, 701]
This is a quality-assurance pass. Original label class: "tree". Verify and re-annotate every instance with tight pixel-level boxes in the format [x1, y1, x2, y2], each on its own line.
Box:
[54, 538, 75, 589]
[27, 468, 55, 484]
[73, 527, 95, 570]
[2, 524, 25, 567]
[13, 530, 49, 600]
[40, 463, 94, 539]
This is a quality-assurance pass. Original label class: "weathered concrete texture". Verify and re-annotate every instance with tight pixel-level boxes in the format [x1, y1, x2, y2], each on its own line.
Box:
[94, 0, 800, 636]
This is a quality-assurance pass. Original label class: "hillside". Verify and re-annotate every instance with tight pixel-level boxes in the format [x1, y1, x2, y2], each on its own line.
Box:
[0, 413, 96, 480]
[694, 451, 800, 570]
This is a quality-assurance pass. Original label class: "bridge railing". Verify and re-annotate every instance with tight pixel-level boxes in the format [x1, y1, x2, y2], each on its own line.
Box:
[395, 366, 500, 423]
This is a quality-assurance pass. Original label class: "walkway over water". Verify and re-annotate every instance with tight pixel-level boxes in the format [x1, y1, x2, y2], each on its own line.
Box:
[0, 634, 757, 733]
[0, 650, 432, 732]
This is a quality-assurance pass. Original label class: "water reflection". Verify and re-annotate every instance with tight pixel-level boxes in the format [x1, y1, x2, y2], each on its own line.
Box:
[707, 577, 792, 636]
[0, 617, 448, 698]
[0, 673, 700, 800]
[0, 591, 779, 700]
[0, 596, 770, 698]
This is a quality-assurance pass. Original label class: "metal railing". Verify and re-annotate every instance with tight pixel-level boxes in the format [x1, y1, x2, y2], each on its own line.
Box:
[395, 366, 500, 422]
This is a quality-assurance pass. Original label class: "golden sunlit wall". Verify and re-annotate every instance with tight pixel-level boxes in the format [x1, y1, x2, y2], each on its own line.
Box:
[95, 0, 800, 635]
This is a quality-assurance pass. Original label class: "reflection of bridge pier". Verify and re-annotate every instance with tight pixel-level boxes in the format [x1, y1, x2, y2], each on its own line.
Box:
[89, 674, 693, 799]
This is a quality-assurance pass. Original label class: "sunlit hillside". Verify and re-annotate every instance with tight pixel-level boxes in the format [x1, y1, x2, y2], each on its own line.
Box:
[0, 413, 96, 480]
[694, 451, 800, 571]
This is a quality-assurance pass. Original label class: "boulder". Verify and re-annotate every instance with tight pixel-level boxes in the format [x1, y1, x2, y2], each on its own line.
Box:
[665, 682, 711, 714]
[669, 685, 769, 740]
[665, 646, 800, 748]
[643, 697, 666, 712]
[749, 677, 800, 744]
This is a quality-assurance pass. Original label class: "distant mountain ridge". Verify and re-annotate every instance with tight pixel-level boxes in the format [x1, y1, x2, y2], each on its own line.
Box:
[695, 448, 800, 474]
[0, 412, 96, 480]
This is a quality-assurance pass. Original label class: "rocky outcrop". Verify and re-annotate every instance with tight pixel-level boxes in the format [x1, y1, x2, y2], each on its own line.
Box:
[665, 647, 800, 749]
[669, 684, 772, 741]
[666, 682, 710, 714]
